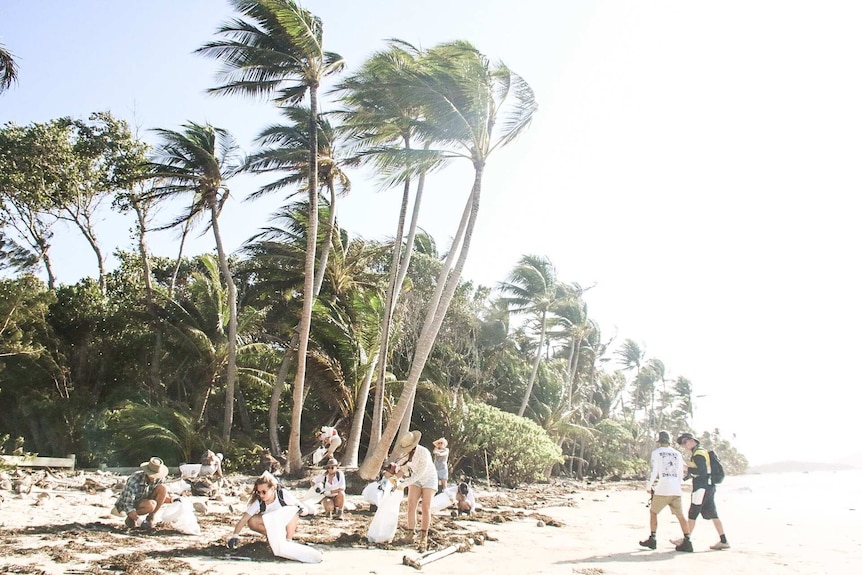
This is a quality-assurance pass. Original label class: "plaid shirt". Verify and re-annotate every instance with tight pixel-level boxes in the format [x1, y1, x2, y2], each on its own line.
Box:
[114, 471, 163, 513]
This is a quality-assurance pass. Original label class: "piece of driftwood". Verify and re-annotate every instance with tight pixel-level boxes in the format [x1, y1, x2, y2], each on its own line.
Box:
[402, 544, 460, 570]
[0, 454, 77, 469]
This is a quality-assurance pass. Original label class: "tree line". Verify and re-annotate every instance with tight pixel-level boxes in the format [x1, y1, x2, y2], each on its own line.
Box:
[0, 1, 746, 484]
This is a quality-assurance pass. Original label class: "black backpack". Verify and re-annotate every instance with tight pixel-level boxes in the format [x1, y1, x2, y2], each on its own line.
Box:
[708, 450, 725, 484]
[259, 488, 287, 513]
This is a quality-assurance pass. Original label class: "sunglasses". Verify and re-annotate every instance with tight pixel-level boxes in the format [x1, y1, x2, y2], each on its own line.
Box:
[256, 487, 270, 495]
[327, 466, 337, 469]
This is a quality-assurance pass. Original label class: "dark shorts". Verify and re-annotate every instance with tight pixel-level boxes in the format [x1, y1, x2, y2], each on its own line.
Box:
[688, 486, 718, 520]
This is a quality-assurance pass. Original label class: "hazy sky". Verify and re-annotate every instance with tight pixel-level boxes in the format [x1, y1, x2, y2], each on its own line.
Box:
[2, 1, 860, 465]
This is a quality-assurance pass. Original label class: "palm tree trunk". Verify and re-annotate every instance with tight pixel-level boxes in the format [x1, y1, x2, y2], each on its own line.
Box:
[359, 165, 483, 480]
[130, 192, 162, 392]
[518, 310, 547, 417]
[342, 352, 378, 468]
[286, 86, 321, 475]
[210, 202, 238, 444]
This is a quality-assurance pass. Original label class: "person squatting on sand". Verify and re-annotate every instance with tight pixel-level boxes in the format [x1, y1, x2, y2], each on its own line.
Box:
[674, 432, 730, 551]
[227, 472, 312, 549]
[311, 458, 346, 519]
[113, 457, 172, 530]
[432, 437, 450, 492]
[639, 431, 691, 551]
[388, 430, 438, 552]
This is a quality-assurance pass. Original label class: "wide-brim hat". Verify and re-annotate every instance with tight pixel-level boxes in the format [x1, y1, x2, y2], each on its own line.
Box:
[325, 458, 339, 467]
[676, 432, 697, 446]
[141, 456, 168, 479]
[433, 437, 448, 448]
[396, 430, 422, 454]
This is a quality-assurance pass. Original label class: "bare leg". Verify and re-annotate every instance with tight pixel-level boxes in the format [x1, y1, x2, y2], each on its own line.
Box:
[419, 487, 434, 531]
[649, 510, 658, 533]
[406, 485, 421, 531]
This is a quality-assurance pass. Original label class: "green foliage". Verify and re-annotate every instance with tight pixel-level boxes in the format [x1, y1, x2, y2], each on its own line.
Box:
[698, 428, 749, 475]
[588, 419, 640, 478]
[459, 402, 562, 487]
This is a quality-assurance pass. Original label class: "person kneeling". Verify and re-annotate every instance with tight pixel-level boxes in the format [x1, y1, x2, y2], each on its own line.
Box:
[227, 473, 311, 549]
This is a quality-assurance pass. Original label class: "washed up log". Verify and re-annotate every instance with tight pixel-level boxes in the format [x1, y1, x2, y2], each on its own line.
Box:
[402, 544, 461, 570]
[0, 454, 76, 470]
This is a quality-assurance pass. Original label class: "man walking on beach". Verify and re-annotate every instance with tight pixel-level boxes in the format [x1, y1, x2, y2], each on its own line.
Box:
[676, 432, 730, 551]
[639, 430, 691, 551]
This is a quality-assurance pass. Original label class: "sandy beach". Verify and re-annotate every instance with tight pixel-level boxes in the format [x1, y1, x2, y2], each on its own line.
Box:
[1, 469, 860, 575]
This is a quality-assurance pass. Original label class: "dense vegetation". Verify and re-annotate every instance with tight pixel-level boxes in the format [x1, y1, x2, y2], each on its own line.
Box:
[0, 1, 746, 484]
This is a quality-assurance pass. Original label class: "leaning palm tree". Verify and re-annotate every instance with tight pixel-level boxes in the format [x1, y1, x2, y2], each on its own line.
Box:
[0, 43, 18, 93]
[498, 254, 563, 417]
[145, 121, 242, 444]
[198, 0, 344, 474]
[358, 40, 537, 480]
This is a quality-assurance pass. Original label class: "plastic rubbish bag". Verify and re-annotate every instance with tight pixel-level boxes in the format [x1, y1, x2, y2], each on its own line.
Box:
[367, 480, 403, 543]
[311, 446, 327, 466]
[158, 500, 201, 535]
[362, 480, 385, 507]
[262, 506, 323, 563]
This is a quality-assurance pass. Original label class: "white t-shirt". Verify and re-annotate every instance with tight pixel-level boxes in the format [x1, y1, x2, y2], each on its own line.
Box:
[245, 488, 303, 516]
[311, 470, 346, 495]
[646, 445, 685, 496]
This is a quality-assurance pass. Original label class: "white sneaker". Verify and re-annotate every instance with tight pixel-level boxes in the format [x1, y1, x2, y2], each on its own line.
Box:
[710, 541, 730, 550]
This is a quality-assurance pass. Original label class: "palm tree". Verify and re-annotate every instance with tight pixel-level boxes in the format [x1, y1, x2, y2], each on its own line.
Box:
[198, 0, 344, 474]
[0, 43, 18, 93]
[245, 105, 352, 456]
[333, 40, 431, 446]
[145, 121, 242, 444]
[358, 40, 537, 480]
[498, 255, 562, 417]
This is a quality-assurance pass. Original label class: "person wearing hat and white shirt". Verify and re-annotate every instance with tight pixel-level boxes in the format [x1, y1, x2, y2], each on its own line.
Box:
[432, 437, 450, 493]
[310, 458, 346, 519]
[674, 432, 730, 551]
[639, 431, 691, 551]
[389, 430, 437, 552]
[114, 457, 172, 530]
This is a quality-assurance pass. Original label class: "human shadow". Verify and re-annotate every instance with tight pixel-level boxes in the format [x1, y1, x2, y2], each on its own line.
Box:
[557, 549, 680, 566]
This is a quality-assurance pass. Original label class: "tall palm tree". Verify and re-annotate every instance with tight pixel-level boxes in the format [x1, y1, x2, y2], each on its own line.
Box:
[359, 40, 537, 480]
[333, 40, 432, 446]
[198, 0, 344, 474]
[0, 43, 18, 93]
[245, 105, 352, 456]
[145, 121, 242, 444]
[498, 255, 562, 417]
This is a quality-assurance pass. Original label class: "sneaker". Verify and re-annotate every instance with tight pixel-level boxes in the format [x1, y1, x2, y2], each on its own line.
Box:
[140, 520, 153, 531]
[124, 516, 136, 529]
[710, 541, 730, 550]
[675, 539, 694, 553]
[639, 536, 657, 550]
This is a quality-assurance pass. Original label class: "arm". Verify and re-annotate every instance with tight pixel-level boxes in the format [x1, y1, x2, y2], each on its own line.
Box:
[232, 512, 252, 536]
[690, 450, 709, 480]
[645, 452, 659, 492]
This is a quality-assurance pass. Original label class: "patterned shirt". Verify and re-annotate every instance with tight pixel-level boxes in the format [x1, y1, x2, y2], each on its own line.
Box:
[114, 471, 163, 513]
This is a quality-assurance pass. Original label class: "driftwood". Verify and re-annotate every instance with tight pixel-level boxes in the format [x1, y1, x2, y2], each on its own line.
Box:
[402, 538, 475, 570]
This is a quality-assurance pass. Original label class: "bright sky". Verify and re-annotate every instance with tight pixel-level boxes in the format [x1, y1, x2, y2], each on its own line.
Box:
[2, 1, 860, 466]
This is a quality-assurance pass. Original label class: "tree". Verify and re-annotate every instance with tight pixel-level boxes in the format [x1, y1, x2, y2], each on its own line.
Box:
[199, 0, 344, 474]
[145, 121, 242, 444]
[359, 40, 537, 479]
[0, 43, 17, 93]
[498, 254, 563, 417]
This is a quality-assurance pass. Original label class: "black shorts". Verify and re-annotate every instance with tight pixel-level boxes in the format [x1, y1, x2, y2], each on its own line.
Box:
[688, 485, 718, 520]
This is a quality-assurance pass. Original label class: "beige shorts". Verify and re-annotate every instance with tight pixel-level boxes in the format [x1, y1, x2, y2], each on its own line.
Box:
[650, 494, 683, 515]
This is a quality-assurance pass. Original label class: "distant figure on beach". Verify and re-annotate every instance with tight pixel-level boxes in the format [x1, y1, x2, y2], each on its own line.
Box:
[259, 450, 282, 475]
[675, 432, 730, 551]
[639, 431, 691, 551]
[318, 426, 342, 460]
[193, 450, 223, 496]
[456, 478, 476, 515]
[226, 472, 311, 550]
[310, 458, 346, 519]
[388, 430, 438, 552]
[432, 437, 450, 492]
[113, 457, 172, 530]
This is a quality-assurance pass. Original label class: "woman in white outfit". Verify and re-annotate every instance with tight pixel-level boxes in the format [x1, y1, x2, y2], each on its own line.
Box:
[391, 430, 437, 552]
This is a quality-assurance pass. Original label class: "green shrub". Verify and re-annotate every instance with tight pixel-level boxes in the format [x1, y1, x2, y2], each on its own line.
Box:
[461, 402, 563, 487]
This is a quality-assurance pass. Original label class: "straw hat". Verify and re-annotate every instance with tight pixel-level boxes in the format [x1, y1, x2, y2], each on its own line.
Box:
[140, 457, 168, 479]
[396, 430, 422, 453]
[433, 437, 448, 448]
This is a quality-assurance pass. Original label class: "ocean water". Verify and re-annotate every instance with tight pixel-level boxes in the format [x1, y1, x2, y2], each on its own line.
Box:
[723, 468, 862, 521]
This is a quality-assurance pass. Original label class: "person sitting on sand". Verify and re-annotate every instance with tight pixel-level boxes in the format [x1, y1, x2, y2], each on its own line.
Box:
[192, 450, 224, 496]
[639, 430, 691, 551]
[432, 437, 450, 492]
[227, 472, 312, 549]
[456, 479, 476, 515]
[113, 457, 172, 530]
[310, 458, 346, 519]
[388, 430, 438, 552]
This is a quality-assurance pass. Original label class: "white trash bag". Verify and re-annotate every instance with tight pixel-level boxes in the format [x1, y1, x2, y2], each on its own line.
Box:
[158, 500, 201, 535]
[262, 506, 323, 563]
[367, 480, 403, 543]
[311, 446, 327, 466]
